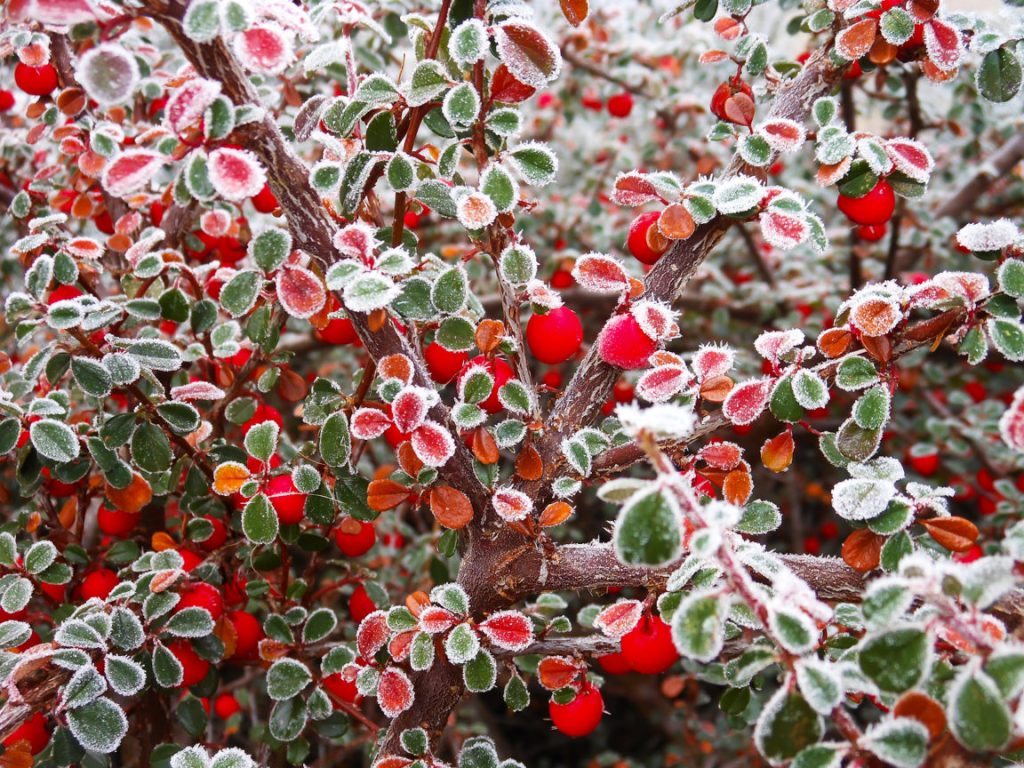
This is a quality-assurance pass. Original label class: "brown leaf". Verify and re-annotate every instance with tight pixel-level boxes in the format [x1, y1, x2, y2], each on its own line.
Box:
[761, 430, 794, 473]
[367, 479, 410, 511]
[538, 656, 583, 690]
[658, 204, 696, 240]
[475, 319, 505, 354]
[817, 327, 853, 358]
[379, 354, 414, 383]
[836, 18, 879, 60]
[58, 498, 77, 530]
[860, 334, 892, 363]
[902, 311, 957, 344]
[258, 638, 290, 662]
[149, 569, 180, 593]
[559, 0, 588, 26]
[277, 368, 308, 402]
[515, 443, 543, 481]
[0, 741, 35, 768]
[368, 308, 387, 332]
[894, 691, 947, 740]
[472, 428, 500, 465]
[398, 442, 424, 478]
[429, 485, 474, 529]
[56, 87, 86, 116]
[700, 375, 733, 403]
[921, 516, 978, 553]
[539, 501, 573, 527]
[723, 468, 752, 505]
[842, 528, 884, 572]
[215, 615, 238, 659]
[723, 92, 755, 127]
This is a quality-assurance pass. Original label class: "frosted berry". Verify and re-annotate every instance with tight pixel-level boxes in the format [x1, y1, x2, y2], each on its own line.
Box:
[266, 474, 306, 525]
[837, 179, 895, 226]
[334, 518, 376, 557]
[627, 211, 669, 265]
[607, 92, 634, 118]
[597, 314, 658, 370]
[459, 355, 514, 414]
[620, 615, 678, 674]
[549, 682, 604, 738]
[79, 567, 120, 600]
[176, 582, 224, 620]
[424, 341, 469, 384]
[857, 223, 887, 242]
[14, 63, 59, 97]
[97, 505, 140, 537]
[349, 584, 376, 623]
[227, 609, 264, 660]
[526, 306, 583, 364]
[168, 640, 210, 687]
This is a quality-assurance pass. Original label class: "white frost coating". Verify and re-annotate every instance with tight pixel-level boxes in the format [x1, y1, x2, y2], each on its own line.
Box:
[493, 486, 533, 522]
[449, 19, 487, 65]
[76, 43, 139, 106]
[100, 150, 166, 198]
[832, 478, 897, 521]
[493, 21, 562, 89]
[754, 329, 804, 362]
[956, 219, 1020, 252]
[233, 23, 295, 76]
[630, 299, 679, 342]
[456, 191, 498, 230]
[713, 175, 763, 214]
[760, 210, 809, 250]
[615, 402, 695, 440]
[208, 148, 267, 201]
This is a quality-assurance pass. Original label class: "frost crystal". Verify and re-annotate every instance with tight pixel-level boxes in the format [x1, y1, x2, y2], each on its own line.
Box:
[631, 300, 678, 342]
[832, 478, 897, 521]
[760, 210, 809, 250]
[615, 402, 695, 440]
[754, 329, 804, 364]
[956, 219, 1020, 253]
[493, 487, 533, 522]
[208, 148, 267, 201]
[692, 343, 735, 380]
[455, 191, 498, 230]
[234, 23, 295, 75]
[101, 150, 166, 197]
[166, 79, 222, 135]
[76, 44, 139, 106]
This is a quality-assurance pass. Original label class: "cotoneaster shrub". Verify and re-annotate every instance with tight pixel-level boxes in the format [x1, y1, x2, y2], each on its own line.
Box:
[1, 0, 1024, 767]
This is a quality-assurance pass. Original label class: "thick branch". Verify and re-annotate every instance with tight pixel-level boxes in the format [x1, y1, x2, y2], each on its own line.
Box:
[935, 131, 1024, 220]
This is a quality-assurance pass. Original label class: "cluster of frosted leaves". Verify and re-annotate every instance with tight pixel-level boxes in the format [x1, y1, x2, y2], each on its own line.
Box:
[378, 734, 524, 768]
[335, 583, 533, 719]
[352, 384, 454, 468]
[170, 747, 256, 768]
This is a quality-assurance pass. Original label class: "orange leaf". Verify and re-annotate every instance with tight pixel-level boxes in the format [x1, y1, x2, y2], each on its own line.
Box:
[723, 468, 752, 505]
[515, 443, 543, 481]
[151, 531, 177, 552]
[58, 498, 77, 530]
[559, 0, 588, 26]
[760, 430, 794, 473]
[836, 18, 879, 60]
[367, 479, 410, 512]
[406, 591, 430, 617]
[471, 428, 500, 465]
[379, 354, 414, 383]
[538, 656, 583, 690]
[700, 375, 733, 403]
[860, 334, 892, 363]
[539, 501, 573, 527]
[368, 308, 387, 332]
[921, 516, 978, 553]
[842, 528, 883, 572]
[658, 203, 696, 240]
[699, 50, 730, 64]
[429, 485, 474, 529]
[398, 441, 424, 478]
[894, 691, 946, 740]
[817, 327, 853, 358]
[213, 461, 250, 496]
[475, 320, 505, 354]
[713, 17, 743, 40]
[216, 615, 238, 659]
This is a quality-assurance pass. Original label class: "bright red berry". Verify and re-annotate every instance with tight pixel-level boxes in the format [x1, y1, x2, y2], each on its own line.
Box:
[597, 652, 632, 675]
[550, 269, 574, 290]
[199, 515, 228, 551]
[857, 223, 887, 242]
[227, 609, 264, 660]
[607, 92, 634, 118]
[46, 284, 83, 305]
[349, 584, 376, 623]
[3, 711, 49, 755]
[14, 63, 58, 97]
[176, 582, 224, 621]
[549, 683, 604, 738]
[214, 692, 241, 719]
[526, 307, 583, 364]
[710, 78, 755, 126]
[315, 298, 358, 344]
[97, 506, 140, 537]
[424, 341, 469, 384]
[837, 179, 895, 226]
[251, 184, 278, 213]
[0, 90, 15, 111]
[266, 474, 306, 525]
[620, 615, 678, 675]
[242, 403, 283, 435]
[334, 519, 376, 557]
[168, 640, 210, 687]
[176, 547, 204, 572]
[459, 356, 514, 414]
[323, 672, 362, 706]
[627, 211, 668, 265]
[78, 567, 120, 601]
[597, 314, 658, 370]
[907, 445, 939, 476]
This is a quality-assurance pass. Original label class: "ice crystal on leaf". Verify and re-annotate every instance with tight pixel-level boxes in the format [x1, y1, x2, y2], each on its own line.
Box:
[956, 220, 1020, 253]
[208, 148, 267, 201]
[234, 24, 295, 75]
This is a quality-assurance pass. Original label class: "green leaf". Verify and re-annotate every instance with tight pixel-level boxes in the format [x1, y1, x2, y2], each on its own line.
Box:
[71, 358, 113, 398]
[503, 672, 529, 711]
[269, 696, 307, 742]
[386, 153, 416, 192]
[156, 402, 201, 435]
[24, 541, 57, 574]
[319, 412, 351, 467]
[0, 418, 20, 454]
[948, 665, 1011, 752]
[978, 47, 1022, 103]
[463, 648, 497, 693]
[836, 418, 882, 462]
[220, 270, 263, 318]
[737, 500, 782, 534]
[131, 422, 172, 472]
[267, 658, 313, 700]
[407, 60, 449, 107]
[165, 607, 215, 638]
[152, 643, 184, 687]
[435, 316, 475, 351]
[442, 83, 480, 127]
[769, 377, 803, 423]
[988, 317, 1024, 361]
[67, 698, 128, 754]
[242, 494, 279, 544]
[613, 489, 682, 567]
[671, 591, 727, 662]
[302, 608, 337, 643]
[62, 665, 107, 709]
[859, 627, 929, 693]
[31, 419, 80, 463]
[479, 164, 518, 213]
[835, 356, 878, 391]
[432, 266, 468, 314]
[105, 654, 147, 697]
[244, 420, 279, 462]
[416, 179, 457, 218]
[853, 385, 890, 430]
[249, 228, 292, 273]
[754, 690, 823, 764]
[861, 718, 929, 768]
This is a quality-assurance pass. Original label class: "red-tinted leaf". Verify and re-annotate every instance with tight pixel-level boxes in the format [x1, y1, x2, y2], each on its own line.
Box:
[836, 18, 879, 60]
[357, 610, 390, 659]
[594, 600, 643, 638]
[538, 655, 584, 690]
[377, 667, 414, 719]
[276, 264, 326, 320]
[924, 18, 962, 72]
[411, 420, 455, 467]
[351, 408, 392, 440]
[698, 441, 743, 471]
[419, 606, 459, 634]
[489, 64, 536, 104]
[572, 254, 629, 293]
[612, 172, 660, 207]
[479, 610, 534, 651]
[722, 377, 773, 425]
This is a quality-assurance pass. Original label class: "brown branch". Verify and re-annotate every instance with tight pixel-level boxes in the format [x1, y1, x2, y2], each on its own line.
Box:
[935, 131, 1024, 221]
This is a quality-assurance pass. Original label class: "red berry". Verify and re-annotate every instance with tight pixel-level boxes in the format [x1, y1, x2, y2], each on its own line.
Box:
[316, 298, 359, 344]
[964, 381, 987, 403]
[607, 92, 634, 118]
[97, 506, 140, 537]
[803, 536, 821, 555]
[581, 92, 603, 111]
[14, 63, 59, 97]
[176, 582, 224, 621]
[177, 548, 204, 572]
[0, 90, 15, 112]
[597, 314, 658, 370]
[627, 211, 668, 265]
[542, 369, 563, 389]
[819, 521, 840, 540]
[613, 380, 635, 403]
[620, 615, 678, 675]
[266, 474, 306, 525]
[844, 60, 864, 81]
[214, 692, 241, 719]
[38, 580, 65, 603]
[549, 683, 604, 738]
[46, 284, 83, 305]
[857, 223, 887, 242]
[168, 640, 210, 687]
[242, 403, 284, 435]
[459, 356, 514, 414]
[251, 184, 278, 213]
[199, 515, 228, 551]
[323, 672, 362, 706]
[349, 584, 376, 623]
[4, 711, 49, 755]
[977, 468, 996, 493]
[954, 544, 983, 564]
[424, 341, 469, 384]
[550, 269, 574, 290]
[334, 519, 376, 557]
[227, 610, 264, 660]
[79, 567, 119, 600]
[837, 180, 895, 226]
[526, 307, 583, 364]
[907, 446, 939, 476]
[597, 651, 632, 675]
